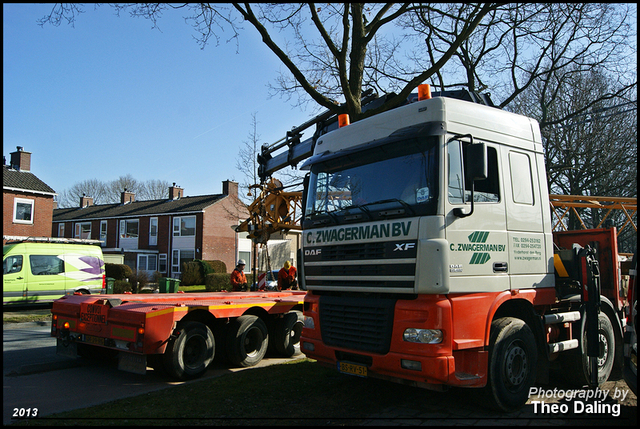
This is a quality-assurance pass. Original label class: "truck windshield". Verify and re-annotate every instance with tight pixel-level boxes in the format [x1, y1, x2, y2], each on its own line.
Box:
[305, 136, 439, 223]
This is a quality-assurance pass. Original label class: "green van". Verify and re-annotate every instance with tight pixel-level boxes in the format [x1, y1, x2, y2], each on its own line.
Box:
[3, 240, 106, 306]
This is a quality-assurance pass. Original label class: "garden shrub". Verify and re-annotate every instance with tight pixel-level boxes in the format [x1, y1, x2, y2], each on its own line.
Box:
[105, 263, 133, 280]
[206, 260, 227, 274]
[113, 280, 132, 294]
[128, 269, 150, 293]
[181, 261, 203, 286]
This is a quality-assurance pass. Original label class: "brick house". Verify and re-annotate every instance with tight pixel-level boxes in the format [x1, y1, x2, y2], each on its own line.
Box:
[51, 180, 252, 278]
[3, 147, 57, 244]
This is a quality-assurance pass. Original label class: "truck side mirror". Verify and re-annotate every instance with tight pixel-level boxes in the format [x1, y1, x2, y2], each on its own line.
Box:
[454, 141, 487, 218]
[466, 143, 488, 181]
[301, 173, 310, 218]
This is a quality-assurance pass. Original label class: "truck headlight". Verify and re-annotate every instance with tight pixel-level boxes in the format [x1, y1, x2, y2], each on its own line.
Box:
[304, 316, 315, 329]
[403, 328, 443, 344]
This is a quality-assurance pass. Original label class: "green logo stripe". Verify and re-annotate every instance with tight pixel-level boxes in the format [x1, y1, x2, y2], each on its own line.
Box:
[468, 231, 490, 243]
[470, 253, 491, 264]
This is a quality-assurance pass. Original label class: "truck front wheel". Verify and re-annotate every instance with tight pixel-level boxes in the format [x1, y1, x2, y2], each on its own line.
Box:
[226, 315, 269, 367]
[485, 317, 537, 412]
[163, 321, 215, 380]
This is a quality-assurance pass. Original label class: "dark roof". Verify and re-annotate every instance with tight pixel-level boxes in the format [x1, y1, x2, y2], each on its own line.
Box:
[3, 166, 56, 195]
[53, 194, 227, 221]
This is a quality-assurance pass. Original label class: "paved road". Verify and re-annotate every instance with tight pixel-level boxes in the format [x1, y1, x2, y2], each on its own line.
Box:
[3, 321, 301, 426]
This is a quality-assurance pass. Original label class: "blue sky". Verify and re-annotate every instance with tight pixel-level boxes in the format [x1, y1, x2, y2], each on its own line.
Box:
[3, 3, 316, 199]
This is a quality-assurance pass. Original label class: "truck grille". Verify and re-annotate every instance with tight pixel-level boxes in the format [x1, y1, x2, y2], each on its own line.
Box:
[303, 239, 417, 291]
[319, 295, 396, 354]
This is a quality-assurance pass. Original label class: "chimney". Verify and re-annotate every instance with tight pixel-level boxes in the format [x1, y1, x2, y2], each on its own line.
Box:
[169, 183, 183, 200]
[222, 180, 238, 197]
[10, 146, 31, 172]
[121, 188, 135, 204]
[80, 194, 94, 208]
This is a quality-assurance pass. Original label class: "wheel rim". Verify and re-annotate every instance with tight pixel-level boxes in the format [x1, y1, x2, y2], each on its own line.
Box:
[504, 340, 528, 388]
[184, 335, 207, 369]
[290, 322, 303, 345]
[597, 332, 609, 367]
[244, 327, 264, 358]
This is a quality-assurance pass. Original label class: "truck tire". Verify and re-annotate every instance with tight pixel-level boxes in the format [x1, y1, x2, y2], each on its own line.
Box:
[560, 311, 615, 387]
[163, 321, 215, 380]
[485, 317, 537, 412]
[226, 315, 269, 367]
[273, 311, 304, 357]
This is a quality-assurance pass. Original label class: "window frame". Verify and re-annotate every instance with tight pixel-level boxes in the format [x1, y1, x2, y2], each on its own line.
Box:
[75, 222, 92, 239]
[13, 198, 34, 224]
[99, 221, 108, 246]
[119, 219, 139, 239]
[173, 216, 196, 237]
[149, 217, 158, 246]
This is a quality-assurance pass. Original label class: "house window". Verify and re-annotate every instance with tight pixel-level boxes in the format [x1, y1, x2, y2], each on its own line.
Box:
[13, 198, 34, 224]
[158, 254, 167, 274]
[58, 224, 65, 238]
[149, 217, 158, 246]
[100, 221, 108, 246]
[173, 216, 196, 237]
[239, 251, 251, 273]
[119, 219, 139, 238]
[75, 222, 91, 239]
[172, 249, 195, 276]
[138, 254, 158, 272]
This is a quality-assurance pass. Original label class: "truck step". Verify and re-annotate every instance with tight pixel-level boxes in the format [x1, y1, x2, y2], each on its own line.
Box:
[543, 311, 581, 324]
[548, 339, 579, 353]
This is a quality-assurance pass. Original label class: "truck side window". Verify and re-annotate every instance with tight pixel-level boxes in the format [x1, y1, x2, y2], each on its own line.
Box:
[30, 255, 65, 276]
[467, 145, 500, 203]
[4, 255, 23, 274]
[448, 140, 500, 204]
[509, 151, 534, 205]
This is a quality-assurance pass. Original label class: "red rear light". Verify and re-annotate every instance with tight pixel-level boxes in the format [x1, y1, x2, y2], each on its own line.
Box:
[102, 273, 106, 289]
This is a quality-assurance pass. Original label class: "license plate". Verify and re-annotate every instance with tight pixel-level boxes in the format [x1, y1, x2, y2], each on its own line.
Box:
[118, 353, 147, 375]
[83, 334, 105, 346]
[338, 361, 367, 377]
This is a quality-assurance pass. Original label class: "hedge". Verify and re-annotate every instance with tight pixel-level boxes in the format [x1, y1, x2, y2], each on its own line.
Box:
[205, 272, 256, 291]
[105, 263, 133, 281]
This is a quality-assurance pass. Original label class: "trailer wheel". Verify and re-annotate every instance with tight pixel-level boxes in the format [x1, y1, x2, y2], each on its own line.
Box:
[273, 311, 304, 357]
[485, 317, 537, 412]
[163, 321, 215, 380]
[560, 311, 615, 387]
[226, 315, 269, 367]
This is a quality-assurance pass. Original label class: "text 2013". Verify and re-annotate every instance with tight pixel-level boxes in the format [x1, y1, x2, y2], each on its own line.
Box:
[13, 408, 38, 418]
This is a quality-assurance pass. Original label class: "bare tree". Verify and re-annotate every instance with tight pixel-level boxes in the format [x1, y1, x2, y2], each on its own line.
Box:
[57, 178, 109, 208]
[138, 179, 172, 200]
[39, 4, 635, 121]
[38, 3, 497, 121]
[510, 66, 637, 251]
[236, 112, 261, 205]
[57, 175, 175, 207]
[401, 4, 636, 110]
[40, 3, 636, 204]
[106, 174, 139, 203]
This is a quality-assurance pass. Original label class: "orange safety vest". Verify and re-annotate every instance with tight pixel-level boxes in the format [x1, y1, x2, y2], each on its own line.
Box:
[230, 268, 247, 291]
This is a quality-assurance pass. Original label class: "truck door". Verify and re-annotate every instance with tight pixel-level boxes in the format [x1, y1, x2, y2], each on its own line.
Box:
[3, 253, 26, 304]
[501, 148, 550, 289]
[445, 137, 509, 293]
[26, 254, 67, 303]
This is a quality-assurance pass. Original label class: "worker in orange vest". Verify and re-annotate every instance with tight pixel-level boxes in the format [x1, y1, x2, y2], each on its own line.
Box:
[230, 259, 248, 291]
[277, 261, 298, 290]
